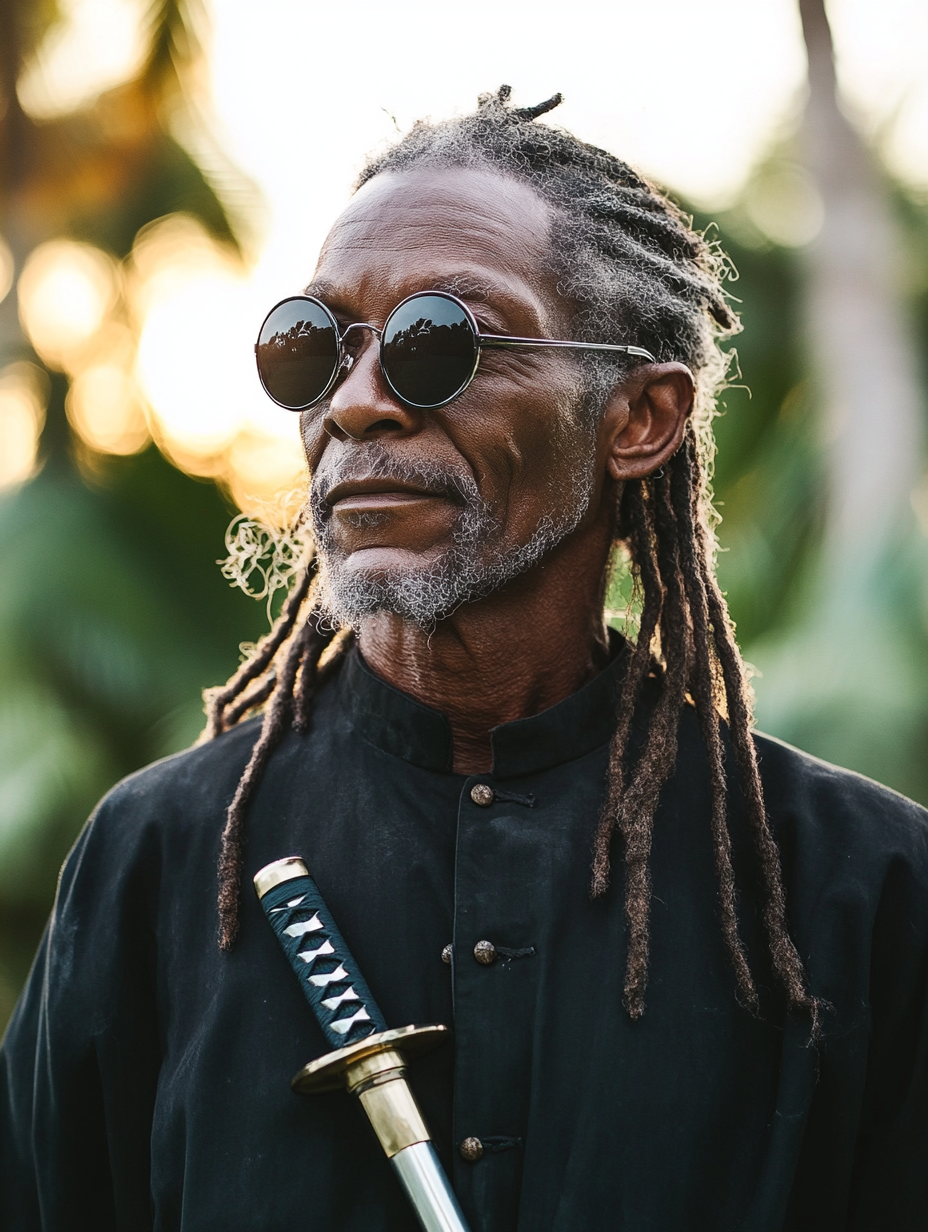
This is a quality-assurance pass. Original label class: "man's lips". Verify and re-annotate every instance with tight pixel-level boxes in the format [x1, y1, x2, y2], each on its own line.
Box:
[325, 479, 451, 511]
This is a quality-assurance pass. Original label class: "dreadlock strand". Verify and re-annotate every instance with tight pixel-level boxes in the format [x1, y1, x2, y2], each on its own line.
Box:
[624, 474, 690, 818]
[613, 471, 695, 1016]
[315, 629, 358, 689]
[204, 556, 316, 738]
[292, 614, 340, 733]
[217, 616, 315, 950]
[699, 549, 815, 1022]
[619, 658, 689, 1016]
[666, 440, 758, 1010]
[592, 480, 663, 897]
[511, 93, 564, 122]
[596, 472, 689, 1017]
[222, 672, 278, 729]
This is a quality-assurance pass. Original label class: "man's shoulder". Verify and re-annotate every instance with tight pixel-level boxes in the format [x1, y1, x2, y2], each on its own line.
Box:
[45, 721, 264, 929]
[752, 728, 928, 863]
[70, 720, 262, 869]
[104, 719, 260, 817]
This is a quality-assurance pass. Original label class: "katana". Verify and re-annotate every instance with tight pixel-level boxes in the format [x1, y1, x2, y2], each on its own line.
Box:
[255, 857, 471, 1232]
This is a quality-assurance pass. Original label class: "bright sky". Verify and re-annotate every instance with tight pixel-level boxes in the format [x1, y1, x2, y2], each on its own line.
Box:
[210, 0, 928, 281]
[10, 0, 928, 509]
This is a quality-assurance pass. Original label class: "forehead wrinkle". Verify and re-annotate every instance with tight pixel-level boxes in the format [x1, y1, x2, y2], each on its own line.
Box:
[315, 216, 543, 293]
[325, 208, 551, 265]
[307, 270, 500, 304]
[322, 232, 546, 271]
[333, 211, 544, 240]
[430, 274, 495, 301]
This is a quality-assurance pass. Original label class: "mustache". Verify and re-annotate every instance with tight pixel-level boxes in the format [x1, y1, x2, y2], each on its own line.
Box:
[310, 444, 479, 520]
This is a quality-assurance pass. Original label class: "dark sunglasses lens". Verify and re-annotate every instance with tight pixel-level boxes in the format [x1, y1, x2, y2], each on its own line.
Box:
[381, 295, 477, 408]
[256, 298, 338, 409]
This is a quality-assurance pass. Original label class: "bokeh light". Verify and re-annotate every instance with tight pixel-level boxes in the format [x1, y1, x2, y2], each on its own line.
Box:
[226, 431, 306, 515]
[16, 0, 147, 119]
[131, 214, 304, 519]
[0, 364, 49, 490]
[134, 238, 252, 457]
[18, 241, 118, 372]
[66, 364, 149, 455]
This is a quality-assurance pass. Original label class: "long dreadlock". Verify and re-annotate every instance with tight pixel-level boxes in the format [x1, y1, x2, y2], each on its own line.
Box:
[206, 87, 817, 1027]
[205, 559, 355, 949]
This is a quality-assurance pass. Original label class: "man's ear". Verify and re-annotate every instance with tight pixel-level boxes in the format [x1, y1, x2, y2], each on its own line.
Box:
[602, 363, 694, 481]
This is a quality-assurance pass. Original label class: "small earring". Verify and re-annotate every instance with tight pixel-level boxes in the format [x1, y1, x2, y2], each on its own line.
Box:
[652, 466, 665, 480]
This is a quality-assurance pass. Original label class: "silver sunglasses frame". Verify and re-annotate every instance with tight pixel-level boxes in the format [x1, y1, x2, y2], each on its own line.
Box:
[255, 289, 656, 412]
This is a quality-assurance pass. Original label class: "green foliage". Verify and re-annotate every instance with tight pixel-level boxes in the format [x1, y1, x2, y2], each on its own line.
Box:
[690, 210, 825, 647]
[68, 131, 242, 259]
[0, 445, 265, 1022]
[693, 185, 928, 808]
[0, 0, 270, 1030]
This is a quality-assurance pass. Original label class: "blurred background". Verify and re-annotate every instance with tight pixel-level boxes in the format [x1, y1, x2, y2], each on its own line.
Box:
[2, 0, 928, 1029]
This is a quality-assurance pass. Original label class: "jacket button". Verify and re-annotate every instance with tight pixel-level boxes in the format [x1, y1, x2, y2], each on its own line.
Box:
[441, 943, 453, 965]
[459, 1137, 484, 1162]
[470, 784, 495, 806]
[473, 940, 497, 965]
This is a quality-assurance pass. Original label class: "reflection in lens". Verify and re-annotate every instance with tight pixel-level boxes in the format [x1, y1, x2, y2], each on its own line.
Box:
[256, 297, 339, 409]
[382, 294, 477, 408]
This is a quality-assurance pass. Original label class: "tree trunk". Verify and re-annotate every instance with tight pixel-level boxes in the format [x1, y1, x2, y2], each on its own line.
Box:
[799, 0, 922, 576]
[751, 0, 927, 798]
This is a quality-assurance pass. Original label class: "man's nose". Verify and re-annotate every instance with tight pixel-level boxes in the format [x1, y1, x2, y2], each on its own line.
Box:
[323, 335, 419, 441]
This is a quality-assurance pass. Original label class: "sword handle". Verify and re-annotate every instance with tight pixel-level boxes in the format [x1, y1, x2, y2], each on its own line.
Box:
[255, 857, 388, 1049]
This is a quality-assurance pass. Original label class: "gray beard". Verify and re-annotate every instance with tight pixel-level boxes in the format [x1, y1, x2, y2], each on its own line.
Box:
[310, 441, 595, 630]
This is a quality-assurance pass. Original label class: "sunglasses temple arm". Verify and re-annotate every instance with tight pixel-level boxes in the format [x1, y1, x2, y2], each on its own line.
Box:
[478, 335, 655, 362]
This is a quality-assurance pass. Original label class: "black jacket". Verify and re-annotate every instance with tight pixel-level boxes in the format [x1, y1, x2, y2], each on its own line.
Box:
[2, 643, 927, 1231]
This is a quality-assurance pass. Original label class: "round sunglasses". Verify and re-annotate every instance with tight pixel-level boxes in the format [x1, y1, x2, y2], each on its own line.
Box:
[255, 290, 656, 413]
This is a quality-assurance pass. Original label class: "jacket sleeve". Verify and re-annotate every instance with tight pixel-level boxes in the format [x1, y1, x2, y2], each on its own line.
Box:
[0, 926, 47, 1231]
[0, 796, 162, 1232]
[849, 843, 928, 1230]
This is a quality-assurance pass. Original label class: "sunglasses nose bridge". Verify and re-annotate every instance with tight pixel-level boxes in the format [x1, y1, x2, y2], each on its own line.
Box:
[335, 321, 383, 383]
[339, 321, 382, 343]
[323, 319, 419, 442]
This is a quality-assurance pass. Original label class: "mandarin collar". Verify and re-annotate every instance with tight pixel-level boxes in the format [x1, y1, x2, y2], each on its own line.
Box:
[339, 631, 628, 779]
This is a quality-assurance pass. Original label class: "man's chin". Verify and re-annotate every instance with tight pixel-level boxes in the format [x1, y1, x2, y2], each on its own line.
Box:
[315, 551, 473, 629]
[314, 490, 592, 630]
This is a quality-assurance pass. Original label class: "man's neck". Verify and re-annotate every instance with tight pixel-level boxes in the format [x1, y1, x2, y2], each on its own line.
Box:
[357, 534, 613, 774]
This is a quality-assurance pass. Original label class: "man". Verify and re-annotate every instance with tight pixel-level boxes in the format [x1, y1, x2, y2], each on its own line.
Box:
[2, 87, 927, 1231]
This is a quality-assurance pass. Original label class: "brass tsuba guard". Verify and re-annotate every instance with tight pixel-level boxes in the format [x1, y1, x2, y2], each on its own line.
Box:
[291, 1023, 450, 1095]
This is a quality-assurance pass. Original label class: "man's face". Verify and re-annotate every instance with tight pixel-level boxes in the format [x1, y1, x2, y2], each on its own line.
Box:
[301, 165, 601, 627]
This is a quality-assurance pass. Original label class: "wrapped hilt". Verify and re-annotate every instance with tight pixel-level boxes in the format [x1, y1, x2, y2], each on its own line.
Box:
[257, 857, 388, 1048]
